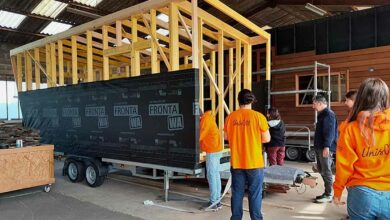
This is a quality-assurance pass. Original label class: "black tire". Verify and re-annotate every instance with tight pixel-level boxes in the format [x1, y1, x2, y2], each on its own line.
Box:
[67, 160, 85, 183]
[305, 148, 316, 162]
[285, 147, 301, 161]
[85, 163, 105, 187]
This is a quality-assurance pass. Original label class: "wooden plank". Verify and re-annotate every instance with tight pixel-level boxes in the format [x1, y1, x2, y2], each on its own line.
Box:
[133, 39, 152, 51]
[198, 17, 204, 110]
[150, 9, 158, 74]
[50, 43, 57, 87]
[131, 16, 140, 76]
[103, 44, 132, 56]
[58, 40, 64, 86]
[191, 0, 199, 68]
[169, 2, 179, 71]
[71, 36, 78, 84]
[102, 25, 110, 80]
[34, 48, 40, 89]
[228, 48, 233, 111]
[210, 51, 216, 112]
[243, 43, 252, 90]
[218, 30, 224, 146]
[11, 0, 184, 55]
[25, 51, 32, 91]
[45, 44, 52, 87]
[116, 20, 123, 47]
[235, 40, 241, 109]
[86, 31, 93, 82]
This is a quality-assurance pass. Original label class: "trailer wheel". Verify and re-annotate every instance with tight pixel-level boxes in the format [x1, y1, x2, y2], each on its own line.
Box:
[285, 147, 301, 161]
[85, 163, 105, 187]
[67, 160, 85, 183]
[305, 149, 316, 162]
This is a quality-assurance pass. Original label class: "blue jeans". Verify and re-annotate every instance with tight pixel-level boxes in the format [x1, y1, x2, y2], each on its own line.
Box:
[231, 168, 264, 220]
[347, 186, 390, 220]
[206, 152, 222, 203]
[315, 148, 333, 196]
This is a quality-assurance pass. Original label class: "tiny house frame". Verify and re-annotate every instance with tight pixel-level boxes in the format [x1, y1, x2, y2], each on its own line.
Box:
[10, 0, 271, 141]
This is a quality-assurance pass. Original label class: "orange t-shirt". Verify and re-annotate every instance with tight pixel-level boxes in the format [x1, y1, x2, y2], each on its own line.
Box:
[224, 109, 269, 169]
[334, 109, 390, 199]
[200, 111, 222, 153]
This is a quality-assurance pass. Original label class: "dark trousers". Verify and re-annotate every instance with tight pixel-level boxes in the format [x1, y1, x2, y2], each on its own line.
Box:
[315, 148, 334, 196]
[230, 168, 264, 220]
[266, 146, 285, 166]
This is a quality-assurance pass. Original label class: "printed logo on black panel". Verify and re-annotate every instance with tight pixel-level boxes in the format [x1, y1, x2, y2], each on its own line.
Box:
[167, 114, 184, 131]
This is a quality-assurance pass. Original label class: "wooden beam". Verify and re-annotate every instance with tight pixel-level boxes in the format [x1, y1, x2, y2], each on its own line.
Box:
[16, 53, 23, 92]
[131, 16, 140, 76]
[150, 9, 159, 74]
[198, 17, 204, 110]
[243, 43, 252, 90]
[210, 51, 216, 112]
[25, 51, 32, 91]
[86, 31, 93, 82]
[103, 44, 132, 56]
[235, 40, 241, 109]
[169, 2, 179, 71]
[102, 25, 110, 80]
[45, 44, 52, 87]
[204, 0, 270, 41]
[191, 0, 199, 69]
[50, 43, 57, 86]
[177, 1, 251, 44]
[116, 20, 123, 47]
[218, 30, 224, 144]
[228, 48, 233, 111]
[58, 40, 64, 86]
[34, 48, 41, 89]
[71, 36, 78, 84]
[11, 0, 184, 56]
[266, 38, 271, 81]
[133, 39, 152, 51]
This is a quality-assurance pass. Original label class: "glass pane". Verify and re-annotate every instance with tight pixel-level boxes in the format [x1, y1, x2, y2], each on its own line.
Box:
[7, 81, 20, 119]
[298, 75, 314, 105]
[0, 81, 6, 119]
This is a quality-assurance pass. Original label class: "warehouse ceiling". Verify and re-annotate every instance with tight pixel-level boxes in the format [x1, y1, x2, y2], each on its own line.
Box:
[0, 0, 388, 46]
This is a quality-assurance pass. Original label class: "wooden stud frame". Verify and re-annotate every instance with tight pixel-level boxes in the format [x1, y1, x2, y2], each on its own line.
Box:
[10, 0, 271, 148]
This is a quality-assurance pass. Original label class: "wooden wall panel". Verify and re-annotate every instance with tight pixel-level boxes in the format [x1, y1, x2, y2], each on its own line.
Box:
[262, 44, 390, 125]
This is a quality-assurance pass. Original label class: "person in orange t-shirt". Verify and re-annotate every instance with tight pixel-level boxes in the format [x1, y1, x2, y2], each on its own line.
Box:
[334, 78, 390, 219]
[224, 89, 270, 220]
[199, 109, 223, 211]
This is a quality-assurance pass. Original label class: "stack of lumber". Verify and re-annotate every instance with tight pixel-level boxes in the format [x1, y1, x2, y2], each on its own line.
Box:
[0, 121, 40, 147]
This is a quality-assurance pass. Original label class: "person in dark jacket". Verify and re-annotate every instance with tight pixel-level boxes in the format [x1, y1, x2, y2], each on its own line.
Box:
[264, 108, 286, 166]
[312, 94, 338, 203]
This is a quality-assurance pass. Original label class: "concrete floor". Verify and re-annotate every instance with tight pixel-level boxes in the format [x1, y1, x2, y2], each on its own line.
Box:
[0, 160, 348, 220]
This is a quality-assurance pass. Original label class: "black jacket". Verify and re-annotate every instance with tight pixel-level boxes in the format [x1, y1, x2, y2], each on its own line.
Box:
[314, 107, 338, 152]
[264, 120, 286, 147]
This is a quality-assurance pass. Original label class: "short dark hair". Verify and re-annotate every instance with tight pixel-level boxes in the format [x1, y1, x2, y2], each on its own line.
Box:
[312, 94, 327, 104]
[267, 107, 281, 120]
[345, 90, 357, 101]
[238, 89, 256, 105]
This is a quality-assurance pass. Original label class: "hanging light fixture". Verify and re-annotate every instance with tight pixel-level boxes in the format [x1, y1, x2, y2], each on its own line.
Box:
[305, 3, 327, 16]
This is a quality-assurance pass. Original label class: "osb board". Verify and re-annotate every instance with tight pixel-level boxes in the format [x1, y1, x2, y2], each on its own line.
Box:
[0, 145, 55, 193]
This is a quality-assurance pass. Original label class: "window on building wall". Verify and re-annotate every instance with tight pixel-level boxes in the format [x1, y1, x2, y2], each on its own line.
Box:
[0, 81, 6, 119]
[296, 72, 348, 106]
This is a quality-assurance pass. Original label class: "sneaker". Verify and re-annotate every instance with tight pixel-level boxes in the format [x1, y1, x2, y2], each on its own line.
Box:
[314, 193, 326, 200]
[203, 202, 222, 211]
[315, 195, 333, 203]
